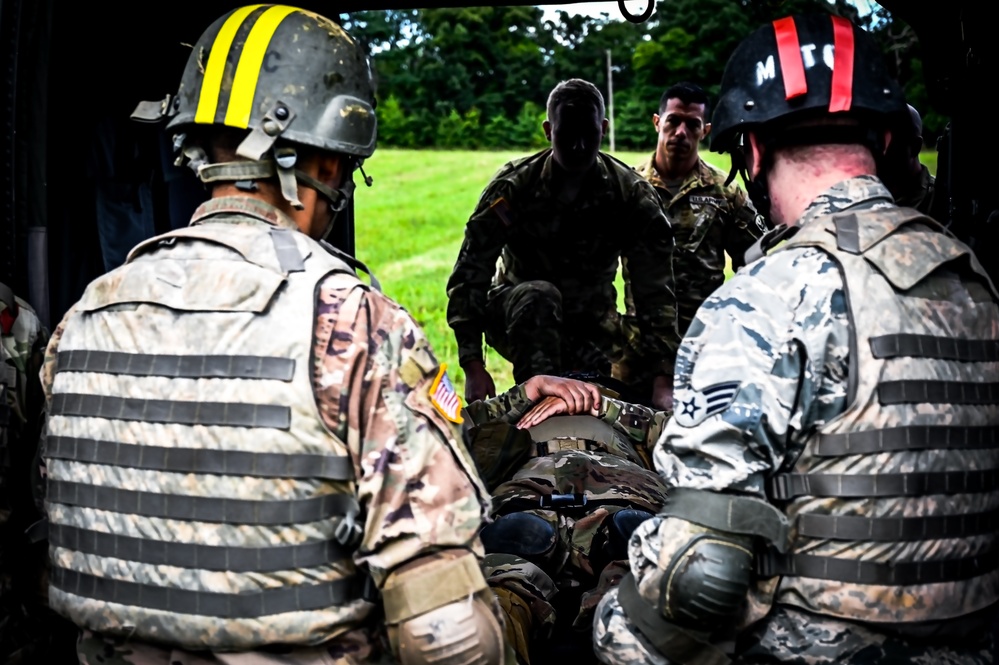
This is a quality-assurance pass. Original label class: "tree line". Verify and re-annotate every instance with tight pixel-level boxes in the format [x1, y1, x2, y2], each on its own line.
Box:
[339, 1, 936, 151]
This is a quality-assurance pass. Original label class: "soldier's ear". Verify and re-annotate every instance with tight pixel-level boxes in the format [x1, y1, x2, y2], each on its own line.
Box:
[703, 122, 712, 138]
[543, 119, 553, 141]
[652, 113, 661, 131]
[601, 117, 609, 137]
[747, 131, 765, 181]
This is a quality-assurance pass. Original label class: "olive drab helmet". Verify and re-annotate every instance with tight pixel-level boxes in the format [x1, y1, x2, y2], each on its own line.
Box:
[132, 4, 377, 210]
[711, 13, 906, 154]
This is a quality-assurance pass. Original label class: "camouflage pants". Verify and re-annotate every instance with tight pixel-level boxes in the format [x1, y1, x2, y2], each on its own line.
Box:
[593, 590, 997, 665]
[75, 629, 390, 665]
[485, 281, 622, 383]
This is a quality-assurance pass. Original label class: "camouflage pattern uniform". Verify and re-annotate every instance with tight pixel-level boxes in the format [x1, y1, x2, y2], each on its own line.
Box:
[616, 156, 765, 391]
[464, 384, 670, 663]
[0, 288, 65, 664]
[593, 176, 999, 664]
[446, 148, 676, 385]
[41, 197, 496, 665]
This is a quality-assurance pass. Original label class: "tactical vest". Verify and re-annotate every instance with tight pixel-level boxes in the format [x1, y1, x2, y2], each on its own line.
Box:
[759, 208, 999, 624]
[44, 220, 374, 649]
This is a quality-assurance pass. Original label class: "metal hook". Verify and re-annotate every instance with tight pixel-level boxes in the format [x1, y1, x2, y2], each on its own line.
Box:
[618, 0, 656, 23]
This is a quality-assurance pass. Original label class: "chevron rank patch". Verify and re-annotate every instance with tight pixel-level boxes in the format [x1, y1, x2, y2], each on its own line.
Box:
[672, 381, 741, 427]
[430, 363, 463, 424]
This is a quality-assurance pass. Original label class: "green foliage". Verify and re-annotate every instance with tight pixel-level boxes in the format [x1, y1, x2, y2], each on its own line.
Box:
[343, 2, 933, 150]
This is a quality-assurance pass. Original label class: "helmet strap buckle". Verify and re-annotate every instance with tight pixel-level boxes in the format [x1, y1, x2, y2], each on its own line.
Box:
[236, 101, 297, 162]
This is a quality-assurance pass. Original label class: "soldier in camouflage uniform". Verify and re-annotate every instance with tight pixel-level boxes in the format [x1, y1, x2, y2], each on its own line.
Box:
[41, 7, 514, 664]
[0, 285, 72, 664]
[881, 103, 936, 215]
[617, 82, 766, 410]
[585, 13, 999, 665]
[461, 378, 670, 664]
[446, 78, 676, 406]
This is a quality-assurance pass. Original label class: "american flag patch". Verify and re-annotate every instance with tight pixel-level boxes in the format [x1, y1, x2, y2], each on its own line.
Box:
[429, 364, 463, 424]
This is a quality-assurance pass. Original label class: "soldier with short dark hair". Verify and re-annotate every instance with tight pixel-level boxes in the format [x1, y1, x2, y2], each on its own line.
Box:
[616, 81, 766, 411]
[880, 103, 936, 214]
[446, 78, 677, 409]
[585, 13, 999, 665]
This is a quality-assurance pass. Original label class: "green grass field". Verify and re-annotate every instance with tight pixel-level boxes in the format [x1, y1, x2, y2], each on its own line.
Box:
[353, 147, 936, 396]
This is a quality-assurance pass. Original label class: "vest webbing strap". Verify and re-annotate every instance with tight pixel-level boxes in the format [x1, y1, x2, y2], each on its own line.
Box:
[870, 334, 999, 362]
[269, 227, 305, 273]
[615, 573, 732, 665]
[51, 566, 366, 618]
[879, 381, 999, 406]
[56, 351, 295, 382]
[660, 487, 791, 551]
[756, 548, 998, 585]
[51, 393, 291, 430]
[797, 508, 999, 541]
[49, 523, 349, 572]
[48, 480, 358, 525]
[815, 426, 999, 457]
[46, 436, 354, 481]
[769, 468, 999, 499]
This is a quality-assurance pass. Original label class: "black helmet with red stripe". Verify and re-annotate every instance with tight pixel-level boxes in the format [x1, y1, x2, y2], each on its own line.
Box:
[711, 13, 906, 154]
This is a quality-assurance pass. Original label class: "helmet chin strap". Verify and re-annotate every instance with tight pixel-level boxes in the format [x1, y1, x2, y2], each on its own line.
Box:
[724, 137, 773, 223]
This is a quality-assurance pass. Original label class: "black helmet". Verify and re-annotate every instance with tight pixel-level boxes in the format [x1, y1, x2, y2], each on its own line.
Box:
[133, 5, 376, 208]
[711, 13, 906, 153]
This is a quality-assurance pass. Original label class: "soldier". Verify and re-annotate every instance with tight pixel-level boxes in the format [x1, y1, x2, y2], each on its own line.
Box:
[881, 103, 936, 214]
[616, 82, 766, 409]
[0, 284, 71, 664]
[38, 7, 512, 664]
[446, 78, 677, 408]
[584, 13, 999, 665]
[462, 376, 670, 665]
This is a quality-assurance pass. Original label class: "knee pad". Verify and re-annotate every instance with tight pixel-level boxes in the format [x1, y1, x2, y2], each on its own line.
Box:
[606, 508, 654, 561]
[661, 532, 753, 627]
[480, 512, 557, 568]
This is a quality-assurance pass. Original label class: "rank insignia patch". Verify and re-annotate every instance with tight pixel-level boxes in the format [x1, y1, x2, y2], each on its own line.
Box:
[672, 381, 741, 427]
[430, 363, 463, 424]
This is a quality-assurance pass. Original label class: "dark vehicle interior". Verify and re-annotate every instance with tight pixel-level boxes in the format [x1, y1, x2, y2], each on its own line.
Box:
[1, 0, 996, 332]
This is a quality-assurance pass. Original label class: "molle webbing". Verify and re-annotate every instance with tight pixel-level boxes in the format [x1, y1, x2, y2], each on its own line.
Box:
[814, 426, 999, 457]
[45, 436, 353, 480]
[769, 469, 999, 499]
[56, 351, 296, 381]
[870, 334, 999, 362]
[47, 480, 357, 525]
[796, 508, 999, 541]
[51, 567, 369, 618]
[757, 548, 997, 585]
[49, 523, 350, 572]
[51, 393, 291, 430]
[878, 381, 999, 406]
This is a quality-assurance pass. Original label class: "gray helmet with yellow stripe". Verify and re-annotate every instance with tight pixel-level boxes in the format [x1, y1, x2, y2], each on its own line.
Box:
[133, 4, 376, 208]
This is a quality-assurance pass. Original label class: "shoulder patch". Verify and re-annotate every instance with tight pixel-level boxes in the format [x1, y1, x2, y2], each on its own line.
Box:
[429, 363, 463, 424]
[672, 381, 741, 428]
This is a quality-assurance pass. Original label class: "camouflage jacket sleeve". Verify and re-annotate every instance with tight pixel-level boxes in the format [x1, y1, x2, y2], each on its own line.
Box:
[598, 395, 670, 454]
[445, 175, 515, 366]
[722, 184, 768, 271]
[313, 273, 491, 587]
[463, 383, 533, 426]
[653, 246, 850, 497]
[620, 178, 680, 375]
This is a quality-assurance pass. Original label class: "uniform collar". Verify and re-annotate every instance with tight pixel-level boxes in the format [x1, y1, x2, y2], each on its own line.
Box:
[189, 196, 301, 232]
[797, 175, 895, 228]
[536, 150, 614, 199]
[637, 154, 715, 202]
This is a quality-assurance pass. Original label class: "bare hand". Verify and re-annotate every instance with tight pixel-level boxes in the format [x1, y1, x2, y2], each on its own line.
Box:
[652, 374, 674, 411]
[517, 396, 571, 429]
[463, 361, 496, 403]
[523, 375, 601, 414]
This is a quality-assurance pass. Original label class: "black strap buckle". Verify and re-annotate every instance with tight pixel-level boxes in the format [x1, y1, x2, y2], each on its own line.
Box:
[539, 493, 587, 509]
